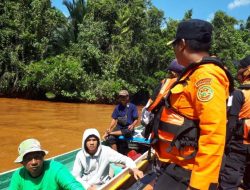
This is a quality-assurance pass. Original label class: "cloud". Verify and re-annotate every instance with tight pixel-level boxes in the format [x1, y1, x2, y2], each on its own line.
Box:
[228, 0, 250, 10]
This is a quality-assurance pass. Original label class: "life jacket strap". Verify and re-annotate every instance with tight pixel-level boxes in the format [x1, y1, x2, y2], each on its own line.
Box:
[166, 121, 199, 160]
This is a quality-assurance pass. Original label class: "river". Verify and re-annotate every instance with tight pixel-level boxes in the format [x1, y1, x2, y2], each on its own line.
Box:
[0, 98, 142, 173]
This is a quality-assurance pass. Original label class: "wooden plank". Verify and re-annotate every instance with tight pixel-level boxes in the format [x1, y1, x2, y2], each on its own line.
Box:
[100, 151, 150, 190]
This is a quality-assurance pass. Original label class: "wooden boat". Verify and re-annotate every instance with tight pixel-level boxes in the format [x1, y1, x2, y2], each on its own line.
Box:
[100, 150, 153, 190]
[0, 126, 153, 190]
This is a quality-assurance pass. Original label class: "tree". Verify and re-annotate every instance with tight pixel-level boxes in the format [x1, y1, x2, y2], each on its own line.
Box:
[246, 16, 250, 30]
[63, 0, 87, 42]
[211, 11, 250, 77]
[183, 9, 193, 20]
[0, 0, 66, 94]
[2, 0, 250, 103]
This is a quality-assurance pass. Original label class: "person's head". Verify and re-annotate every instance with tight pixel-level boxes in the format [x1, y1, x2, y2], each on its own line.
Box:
[167, 59, 185, 77]
[236, 55, 250, 83]
[168, 19, 213, 66]
[82, 128, 101, 156]
[118, 90, 129, 106]
[15, 139, 48, 177]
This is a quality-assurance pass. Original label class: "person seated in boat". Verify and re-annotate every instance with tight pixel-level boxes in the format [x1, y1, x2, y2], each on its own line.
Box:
[9, 138, 85, 190]
[103, 90, 139, 152]
[72, 128, 143, 190]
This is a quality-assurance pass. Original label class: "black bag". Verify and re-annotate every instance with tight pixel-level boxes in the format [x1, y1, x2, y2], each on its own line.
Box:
[117, 115, 128, 126]
[117, 105, 129, 126]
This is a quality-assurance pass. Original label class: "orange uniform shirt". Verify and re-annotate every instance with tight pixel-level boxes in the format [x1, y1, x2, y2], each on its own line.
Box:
[164, 63, 230, 190]
[239, 89, 250, 119]
[239, 89, 250, 144]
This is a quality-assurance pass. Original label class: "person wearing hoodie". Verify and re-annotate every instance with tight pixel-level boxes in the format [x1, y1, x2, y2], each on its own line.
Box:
[72, 128, 144, 190]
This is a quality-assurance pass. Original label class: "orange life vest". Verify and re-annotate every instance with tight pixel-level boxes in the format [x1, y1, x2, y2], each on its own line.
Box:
[238, 85, 250, 144]
[143, 78, 177, 140]
[147, 78, 177, 112]
[147, 57, 234, 160]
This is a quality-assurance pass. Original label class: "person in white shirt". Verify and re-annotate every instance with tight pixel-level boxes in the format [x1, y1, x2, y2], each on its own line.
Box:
[72, 128, 143, 190]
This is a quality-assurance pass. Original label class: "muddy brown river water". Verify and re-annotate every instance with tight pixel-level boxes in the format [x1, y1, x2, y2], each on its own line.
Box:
[0, 98, 142, 173]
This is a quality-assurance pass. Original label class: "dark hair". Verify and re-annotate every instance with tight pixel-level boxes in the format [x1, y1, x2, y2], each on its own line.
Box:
[174, 39, 211, 52]
[239, 55, 250, 69]
[185, 39, 211, 52]
[84, 135, 100, 154]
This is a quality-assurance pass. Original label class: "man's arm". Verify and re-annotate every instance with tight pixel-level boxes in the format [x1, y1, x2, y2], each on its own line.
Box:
[57, 163, 85, 190]
[128, 104, 139, 130]
[9, 170, 21, 190]
[105, 106, 119, 135]
[107, 118, 117, 132]
[71, 152, 84, 182]
[189, 66, 229, 190]
[103, 118, 118, 139]
[107, 146, 143, 180]
[226, 90, 244, 143]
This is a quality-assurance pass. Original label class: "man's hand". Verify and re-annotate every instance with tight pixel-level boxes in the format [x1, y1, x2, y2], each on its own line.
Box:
[131, 168, 144, 180]
[128, 125, 134, 130]
[102, 129, 110, 140]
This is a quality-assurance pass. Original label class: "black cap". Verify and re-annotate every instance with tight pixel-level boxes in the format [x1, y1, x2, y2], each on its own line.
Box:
[167, 19, 213, 45]
[238, 55, 250, 68]
[167, 59, 184, 74]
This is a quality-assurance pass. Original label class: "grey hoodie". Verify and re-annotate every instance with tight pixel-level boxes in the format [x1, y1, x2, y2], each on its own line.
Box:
[71, 128, 136, 189]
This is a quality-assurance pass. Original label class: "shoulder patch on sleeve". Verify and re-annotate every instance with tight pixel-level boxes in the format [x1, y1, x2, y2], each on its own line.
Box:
[197, 85, 214, 102]
[195, 78, 212, 87]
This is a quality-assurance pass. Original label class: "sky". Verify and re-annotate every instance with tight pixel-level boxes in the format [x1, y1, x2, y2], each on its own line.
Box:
[52, 0, 250, 22]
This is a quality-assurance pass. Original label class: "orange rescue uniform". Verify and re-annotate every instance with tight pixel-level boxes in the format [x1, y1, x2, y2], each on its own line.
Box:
[154, 63, 230, 190]
[239, 89, 250, 144]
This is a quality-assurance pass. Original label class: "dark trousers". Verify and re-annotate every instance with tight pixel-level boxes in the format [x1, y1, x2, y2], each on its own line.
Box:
[154, 163, 218, 190]
[153, 163, 191, 190]
[219, 144, 250, 190]
[107, 125, 134, 144]
[106, 125, 134, 154]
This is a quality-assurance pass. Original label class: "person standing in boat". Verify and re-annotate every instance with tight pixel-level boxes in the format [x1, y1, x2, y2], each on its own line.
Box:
[72, 128, 143, 190]
[147, 19, 233, 190]
[219, 55, 250, 190]
[141, 59, 184, 139]
[9, 138, 85, 190]
[103, 90, 139, 152]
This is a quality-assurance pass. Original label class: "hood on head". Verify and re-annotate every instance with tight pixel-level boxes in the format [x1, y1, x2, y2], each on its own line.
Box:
[82, 128, 101, 156]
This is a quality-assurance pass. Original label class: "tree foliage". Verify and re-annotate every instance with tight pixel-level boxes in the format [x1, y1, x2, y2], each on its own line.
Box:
[0, 0, 66, 95]
[1, 0, 249, 103]
[211, 11, 250, 76]
[63, 0, 87, 42]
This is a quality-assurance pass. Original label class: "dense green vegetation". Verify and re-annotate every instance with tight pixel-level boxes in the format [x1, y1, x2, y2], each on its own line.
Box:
[1, 0, 250, 104]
